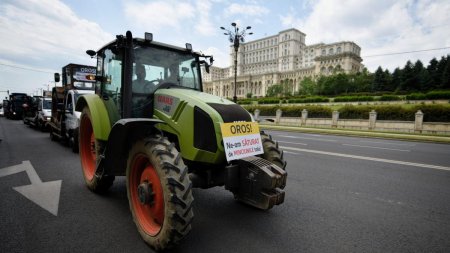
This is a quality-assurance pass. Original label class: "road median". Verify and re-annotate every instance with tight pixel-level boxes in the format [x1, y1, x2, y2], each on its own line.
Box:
[260, 124, 450, 143]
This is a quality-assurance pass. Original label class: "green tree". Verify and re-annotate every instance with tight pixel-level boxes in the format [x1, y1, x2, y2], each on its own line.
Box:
[441, 58, 450, 89]
[350, 68, 372, 93]
[298, 77, 316, 95]
[333, 73, 350, 94]
[400, 60, 416, 91]
[372, 66, 389, 91]
[425, 57, 439, 89]
[266, 84, 283, 97]
[437, 55, 449, 89]
[390, 67, 402, 91]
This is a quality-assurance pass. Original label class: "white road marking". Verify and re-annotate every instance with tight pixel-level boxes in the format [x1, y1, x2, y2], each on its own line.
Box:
[342, 144, 410, 152]
[359, 140, 416, 147]
[0, 161, 62, 216]
[280, 146, 450, 171]
[284, 151, 300, 155]
[278, 135, 337, 142]
[278, 141, 307, 146]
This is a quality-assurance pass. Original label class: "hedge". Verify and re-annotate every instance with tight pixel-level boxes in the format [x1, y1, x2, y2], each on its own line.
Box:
[378, 95, 402, 101]
[405, 91, 450, 100]
[244, 104, 450, 122]
[405, 93, 426, 100]
[287, 96, 329, 103]
[425, 90, 450, 100]
[333, 96, 375, 102]
[244, 105, 332, 118]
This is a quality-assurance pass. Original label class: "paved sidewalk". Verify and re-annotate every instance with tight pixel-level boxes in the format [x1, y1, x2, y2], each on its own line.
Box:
[260, 124, 450, 143]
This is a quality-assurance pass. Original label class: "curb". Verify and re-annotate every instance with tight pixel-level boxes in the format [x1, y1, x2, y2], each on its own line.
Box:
[260, 124, 450, 144]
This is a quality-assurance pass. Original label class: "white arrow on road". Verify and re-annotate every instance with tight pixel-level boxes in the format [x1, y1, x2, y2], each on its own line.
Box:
[0, 161, 62, 216]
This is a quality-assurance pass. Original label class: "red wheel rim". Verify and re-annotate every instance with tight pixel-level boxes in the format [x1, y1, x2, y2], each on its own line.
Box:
[130, 154, 164, 236]
[80, 115, 96, 181]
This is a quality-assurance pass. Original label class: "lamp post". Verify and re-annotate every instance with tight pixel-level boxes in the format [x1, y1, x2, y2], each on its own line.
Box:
[220, 23, 252, 103]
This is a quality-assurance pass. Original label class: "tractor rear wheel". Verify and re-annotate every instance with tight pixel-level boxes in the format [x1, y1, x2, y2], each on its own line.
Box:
[126, 135, 194, 250]
[79, 107, 114, 192]
[259, 131, 287, 170]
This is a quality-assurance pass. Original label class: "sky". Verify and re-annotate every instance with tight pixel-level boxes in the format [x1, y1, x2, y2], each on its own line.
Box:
[1, 0, 449, 97]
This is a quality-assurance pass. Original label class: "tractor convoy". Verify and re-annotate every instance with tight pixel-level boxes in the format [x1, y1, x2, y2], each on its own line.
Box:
[49, 64, 96, 152]
[5, 31, 287, 251]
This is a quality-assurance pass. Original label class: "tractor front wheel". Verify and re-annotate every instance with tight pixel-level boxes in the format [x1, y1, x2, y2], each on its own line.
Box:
[79, 107, 114, 192]
[126, 135, 194, 250]
[259, 131, 287, 170]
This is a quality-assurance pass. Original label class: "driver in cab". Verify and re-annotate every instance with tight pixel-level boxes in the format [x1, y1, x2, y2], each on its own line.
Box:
[132, 64, 156, 94]
[132, 64, 156, 117]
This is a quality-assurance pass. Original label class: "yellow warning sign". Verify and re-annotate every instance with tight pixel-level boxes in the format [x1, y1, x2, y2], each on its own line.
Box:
[220, 122, 260, 137]
[220, 122, 263, 161]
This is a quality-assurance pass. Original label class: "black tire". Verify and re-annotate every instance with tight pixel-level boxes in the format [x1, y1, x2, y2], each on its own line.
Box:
[49, 128, 58, 141]
[79, 107, 114, 192]
[71, 129, 79, 153]
[40, 121, 47, 132]
[259, 131, 287, 170]
[126, 135, 194, 251]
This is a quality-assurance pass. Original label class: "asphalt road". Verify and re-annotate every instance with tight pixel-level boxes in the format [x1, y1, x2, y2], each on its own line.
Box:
[1, 117, 450, 253]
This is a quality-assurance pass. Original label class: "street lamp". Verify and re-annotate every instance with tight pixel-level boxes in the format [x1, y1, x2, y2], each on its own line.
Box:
[220, 23, 252, 103]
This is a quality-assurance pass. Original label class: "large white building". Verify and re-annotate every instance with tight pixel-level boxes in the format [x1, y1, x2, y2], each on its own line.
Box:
[202, 28, 363, 98]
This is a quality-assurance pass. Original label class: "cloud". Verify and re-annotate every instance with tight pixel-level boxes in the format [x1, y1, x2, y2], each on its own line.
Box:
[224, 3, 269, 17]
[195, 0, 216, 36]
[124, 1, 195, 31]
[0, 0, 110, 93]
[0, 0, 111, 61]
[280, 0, 450, 71]
[203, 46, 229, 67]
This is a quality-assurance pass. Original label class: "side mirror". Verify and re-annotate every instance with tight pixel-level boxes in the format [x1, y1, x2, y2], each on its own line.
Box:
[198, 60, 210, 73]
[54, 73, 60, 83]
[86, 50, 96, 58]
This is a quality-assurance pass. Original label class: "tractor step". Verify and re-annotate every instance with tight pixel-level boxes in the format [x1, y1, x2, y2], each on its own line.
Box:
[225, 156, 287, 210]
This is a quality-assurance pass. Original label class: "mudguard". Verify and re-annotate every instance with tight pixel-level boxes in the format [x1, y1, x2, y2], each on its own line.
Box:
[100, 118, 164, 176]
[75, 94, 111, 141]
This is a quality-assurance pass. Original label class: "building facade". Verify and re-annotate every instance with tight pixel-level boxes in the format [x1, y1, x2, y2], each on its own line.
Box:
[202, 28, 363, 98]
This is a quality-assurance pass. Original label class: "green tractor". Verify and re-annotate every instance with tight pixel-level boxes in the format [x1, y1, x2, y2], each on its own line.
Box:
[77, 31, 287, 250]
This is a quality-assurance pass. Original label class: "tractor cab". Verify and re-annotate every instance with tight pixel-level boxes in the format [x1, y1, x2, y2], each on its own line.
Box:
[88, 32, 212, 118]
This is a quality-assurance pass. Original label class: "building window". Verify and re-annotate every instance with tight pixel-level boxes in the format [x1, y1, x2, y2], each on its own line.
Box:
[322, 49, 326, 55]
[329, 48, 334, 55]
[337, 47, 341, 53]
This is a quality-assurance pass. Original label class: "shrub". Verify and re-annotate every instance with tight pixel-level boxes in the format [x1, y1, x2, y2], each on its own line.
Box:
[425, 90, 450, 100]
[282, 106, 332, 118]
[258, 98, 281, 104]
[339, 105, 372, 119]
[414, 104, 450, 122]
[379, 95, 401, 101]
[287, 96, 329, 103]
[333, 96, 375, 102]
[406, 93, 426, 100]
[243, 104, 450, 122]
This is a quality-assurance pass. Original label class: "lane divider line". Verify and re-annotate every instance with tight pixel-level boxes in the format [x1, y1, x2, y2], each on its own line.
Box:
[277, 141, 307, 146]
[342, 143, 410, 152]
[280, 146, 450, 171]
[278, 135, 337, 142]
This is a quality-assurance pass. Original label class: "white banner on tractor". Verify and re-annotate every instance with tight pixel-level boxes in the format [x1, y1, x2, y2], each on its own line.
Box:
[220, 122, 264, 162]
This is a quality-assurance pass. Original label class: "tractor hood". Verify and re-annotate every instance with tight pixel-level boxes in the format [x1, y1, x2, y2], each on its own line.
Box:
[154, 88, 252, 123]
[153, 87, 253, 163]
